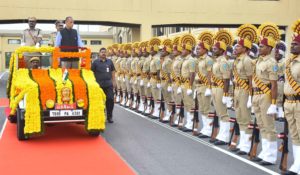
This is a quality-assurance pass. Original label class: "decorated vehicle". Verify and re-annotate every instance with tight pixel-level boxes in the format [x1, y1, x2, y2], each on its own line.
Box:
[6, 46, 106, 140]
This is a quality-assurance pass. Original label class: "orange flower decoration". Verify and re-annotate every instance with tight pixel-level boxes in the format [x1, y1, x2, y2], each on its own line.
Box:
[31, 69, 56, 110]
[52, 47, 91, 69]
[68, 69, 88, 109]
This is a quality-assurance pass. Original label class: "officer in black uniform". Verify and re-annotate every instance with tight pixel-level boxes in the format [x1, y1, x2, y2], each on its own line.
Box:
[92, 47, 116, 123]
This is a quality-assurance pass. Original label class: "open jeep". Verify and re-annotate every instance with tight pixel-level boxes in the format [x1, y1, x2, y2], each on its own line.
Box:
[6, 46, 106, 140]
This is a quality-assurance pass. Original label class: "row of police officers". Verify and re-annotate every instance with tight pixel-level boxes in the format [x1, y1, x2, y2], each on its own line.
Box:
[107, 20, 300, 175]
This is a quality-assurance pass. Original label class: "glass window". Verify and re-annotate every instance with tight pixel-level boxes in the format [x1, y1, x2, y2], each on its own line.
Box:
[8, 39, 21, 44]
[90, 40, 102, 45]
[82, 40, 87, 45]
[5, 52, 12, 69]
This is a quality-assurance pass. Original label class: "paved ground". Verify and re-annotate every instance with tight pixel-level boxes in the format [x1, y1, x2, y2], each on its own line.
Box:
[0, 71, 292, 175]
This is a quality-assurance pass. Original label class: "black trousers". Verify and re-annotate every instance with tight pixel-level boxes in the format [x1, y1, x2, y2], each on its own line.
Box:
[102, 86, 114, 119]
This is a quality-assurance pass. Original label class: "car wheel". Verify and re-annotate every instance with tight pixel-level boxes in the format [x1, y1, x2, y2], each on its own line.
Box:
[17, 108, 28, 141]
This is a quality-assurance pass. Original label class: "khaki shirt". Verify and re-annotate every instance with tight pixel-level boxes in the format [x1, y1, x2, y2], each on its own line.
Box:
[212, 55, 231, 80]
[142, 56, 151, 73]
[131, 57, 139, 74]
[172, 56, 183, 78]
[115, 57, 122, 73]
[48, 31, 57, 46]
[284, 55, 300, 95]
[150, 55, 161, 73]
[252, 54, 278, 87]
[126, 57, 133, 75]
[22, 28, 42, 46]
[137, 56, 145, 74]
[120, 57, 127, 74]
[278, 59, 285, 80]
[181, 55, 196, 79]
[234, 53, 253, 80]
[161, 56, 173, 75]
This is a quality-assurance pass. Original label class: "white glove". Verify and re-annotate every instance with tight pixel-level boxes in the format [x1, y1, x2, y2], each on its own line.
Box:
[277, 107, 284, 118]
[177, 87, 182, 94]
[229, 80, 233, 86]
[134, 80, 137, 85]
[147, 82, 151, 88]
[122, 78, 126, 82]
[167, 86, 173, 92]
[156, 83, 161, 89]
[222, 96, 228, 105]
[187, 89, 193, 96]
[140, 80, 144, 86]
[267, 104, 277, 115]
[247, 96, 252, 108]
[21, 42, 25, 46]
[204, 88, 212, 97]
[35, 43, 40, 48]
[226, 97, 233, 108]
[117, 77, 120, 81]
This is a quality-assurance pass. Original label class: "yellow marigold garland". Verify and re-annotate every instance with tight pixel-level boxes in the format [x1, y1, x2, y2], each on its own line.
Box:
[81, 69, 106, 130]
[48, 68, 74, 105]
[9, 69, 42, 134]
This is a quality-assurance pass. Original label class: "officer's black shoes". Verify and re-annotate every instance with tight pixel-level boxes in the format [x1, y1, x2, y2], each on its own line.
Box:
[8, 115, 17, 123]
[259, 161, 274, 166]
[251, 157, 262, 162]
[198, 134, 209, 138]
[283, 170, 298, 175]
[236, 150, 247, 155]
[214, 140, 227, 145]
[209, 139, 217, 143]
[229, 147, 240, 152]
[107, 118, 114, 123]
[181, 127, 192, 132]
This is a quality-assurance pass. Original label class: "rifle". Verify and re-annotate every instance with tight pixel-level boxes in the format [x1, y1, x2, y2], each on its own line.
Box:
[192, 91, 199, 136]
[208, 111, 219, 143]
[248, 118, 260, 160]
[159, 91, 165, 122]
[228, 117, 240, 150]
[178, 100, 184, 129]
[278, 117, 289, 173]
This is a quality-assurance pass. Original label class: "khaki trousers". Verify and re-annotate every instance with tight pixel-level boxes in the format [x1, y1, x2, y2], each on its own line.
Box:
[252, 94, 276, 141]
[161, 81, 172, 112]
[284, 101, 300, 145]
[196, 85, 211, 116]
[234, 88, 251, 134]
[211, 87, 229, 122]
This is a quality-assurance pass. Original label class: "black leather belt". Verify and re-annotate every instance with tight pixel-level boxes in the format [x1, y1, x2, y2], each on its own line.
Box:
[285, 95, 300, 101]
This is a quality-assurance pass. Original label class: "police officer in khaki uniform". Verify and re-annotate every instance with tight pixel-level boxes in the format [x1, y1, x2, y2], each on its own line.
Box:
[49, 20, 64, 47]
[251, 22, 280, 165]
[211, 30, 233, 145]
[149, 38, 162, 119]
[283, 19, 300, 175]
[130, 42, 140, 110]
[170, 37, 184, 126]
[195, 31, 214, 137]
[120, 46, 128, 106]
[141, 43, 153, 115]
[22, 17, 43, 67]
[160, 39, 174, 122]
[137, 43, 146, 113]
[112, 44, 121, 103]
[124, 44, 133, 108]
[233, 24, 258, 155]
[178, 34, 196, 132]
[275, 41, 286, 121]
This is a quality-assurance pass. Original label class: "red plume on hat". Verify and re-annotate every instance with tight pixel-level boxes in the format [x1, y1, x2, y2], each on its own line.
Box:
[292, 19, 300, 43]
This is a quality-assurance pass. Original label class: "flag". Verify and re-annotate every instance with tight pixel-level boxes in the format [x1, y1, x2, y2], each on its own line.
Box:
[62, 68, 69, 83]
